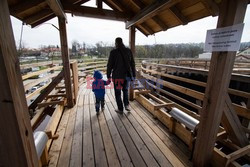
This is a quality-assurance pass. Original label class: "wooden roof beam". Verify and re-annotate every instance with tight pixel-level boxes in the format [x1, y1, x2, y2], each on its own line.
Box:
[31, 14, 56, 28]
[104, 0, 125, 12]
[63, 5, 127, 21]
[108, 0, 133, 16]
[126, 0, 181, 28]
[108, 0, 155, 36]
[74, 0, 90, 5]
[102, 0, 121, 12]
[141, 23, 154, 35]
[136, 25, 149, 36]
[201, 0, 219, 16]
[46, 0, 66, 20]
[10, 0, 44, 15]
[131, 0, 169, 33]
[152, 16, 168, 31]
[169, 6, 188, 25]
[131, 0, 146, 9]
[96, 0, 103, 9]
[23, 9, 53, 25]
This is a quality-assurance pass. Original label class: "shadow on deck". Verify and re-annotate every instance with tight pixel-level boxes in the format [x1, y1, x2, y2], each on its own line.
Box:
[48, 84, 192, 167]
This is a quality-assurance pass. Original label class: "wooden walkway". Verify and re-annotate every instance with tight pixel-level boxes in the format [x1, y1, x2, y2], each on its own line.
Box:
[48, 84, 192, 167]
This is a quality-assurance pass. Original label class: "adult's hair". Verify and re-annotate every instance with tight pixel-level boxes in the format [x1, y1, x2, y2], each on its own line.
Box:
[115, 37, 125, 48]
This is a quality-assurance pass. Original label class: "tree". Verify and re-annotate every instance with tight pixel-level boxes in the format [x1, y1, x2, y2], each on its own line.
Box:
[72, 40, 81, 56]
[95, 41, 113, 58]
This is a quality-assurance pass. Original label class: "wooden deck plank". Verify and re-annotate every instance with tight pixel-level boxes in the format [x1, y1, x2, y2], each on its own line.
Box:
[84, 90, 90, 104]
[109, 89, 191, 165]
[107, 94, 161, 167]
[98, 110, 121, 167]
[105, 93, 111, 103]
[82, 95, 95, 166]
[132, 100, 191, 154]
[48, 107, 71, 167]
[56, 105, 77, 167]
[56, 86, 85, 167]
[89, 93, 108, 167]
[109, 93, 175, 167]
[130, 101, 192, 167]
[106, 96, 147, 167]
[128, 104, 186, 167]
[102, 101, 133, 167]
[90, 92, 95, 104]
[69, 94, 84, 167]
[81, 84, 88, 95]
[48, 84, 192, 167]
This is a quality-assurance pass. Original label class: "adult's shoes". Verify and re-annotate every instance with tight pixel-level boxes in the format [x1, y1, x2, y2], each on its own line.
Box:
[115, 109, 123, 114]
[125, 105, 131, 111]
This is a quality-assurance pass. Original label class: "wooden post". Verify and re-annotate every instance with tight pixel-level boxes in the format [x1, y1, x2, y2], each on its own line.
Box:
[96, 0, 102, 9]
[129, 26, 136, 56]
[0, 0, 39, 166]
[193, 0, 248, 166]
[129, 26, 136, 101]
[58, 17, 74, 107]
[70, 61, 79, 103]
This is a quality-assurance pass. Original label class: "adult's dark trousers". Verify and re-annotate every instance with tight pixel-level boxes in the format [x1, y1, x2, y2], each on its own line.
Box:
[114, 79, 129, 111]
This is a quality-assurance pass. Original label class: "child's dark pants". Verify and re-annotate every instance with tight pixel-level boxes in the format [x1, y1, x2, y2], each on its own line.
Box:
[95, 97, 105, 112]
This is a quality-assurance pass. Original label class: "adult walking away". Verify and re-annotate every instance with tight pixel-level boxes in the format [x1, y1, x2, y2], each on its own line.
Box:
[107, 37, 136, 114]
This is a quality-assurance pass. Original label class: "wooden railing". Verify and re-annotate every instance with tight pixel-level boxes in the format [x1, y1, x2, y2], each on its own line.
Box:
[140, 60, 250, 120]
[21, 61, 78, 150]
[21, 58, 250, 113]
[145, 58, 250, 72]
[135, 60, 250, 167]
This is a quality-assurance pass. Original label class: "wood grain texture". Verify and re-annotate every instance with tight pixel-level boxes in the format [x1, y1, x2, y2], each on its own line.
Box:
[0, 0, 38, 166]
[58, 17, 74, 107]
[29, 70, 64, 111]
[193, 0, 248, 166]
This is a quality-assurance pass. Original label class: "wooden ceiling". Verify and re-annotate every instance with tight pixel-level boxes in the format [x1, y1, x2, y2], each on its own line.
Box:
[8, 0, 222, 36]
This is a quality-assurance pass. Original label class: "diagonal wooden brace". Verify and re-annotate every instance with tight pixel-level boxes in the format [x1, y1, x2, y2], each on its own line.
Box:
[221, 94, 249, 147]
[29, 70, 64, 111]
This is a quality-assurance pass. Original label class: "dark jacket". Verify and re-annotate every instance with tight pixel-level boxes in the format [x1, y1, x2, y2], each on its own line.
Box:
[107, 46, 136, 80]
[92, 70, 108, 99]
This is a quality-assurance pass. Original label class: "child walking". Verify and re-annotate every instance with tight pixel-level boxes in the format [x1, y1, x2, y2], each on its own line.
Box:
[92, 70, 109, 115]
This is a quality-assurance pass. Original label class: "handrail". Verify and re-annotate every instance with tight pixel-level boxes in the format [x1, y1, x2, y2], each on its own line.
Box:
[22, 66, 62, 80]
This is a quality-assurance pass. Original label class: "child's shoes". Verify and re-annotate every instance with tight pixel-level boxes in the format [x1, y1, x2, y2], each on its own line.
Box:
[96, 110, 100, 115]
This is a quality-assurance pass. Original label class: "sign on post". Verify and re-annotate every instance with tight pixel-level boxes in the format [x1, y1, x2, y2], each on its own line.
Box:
[204, 23, 244, 52]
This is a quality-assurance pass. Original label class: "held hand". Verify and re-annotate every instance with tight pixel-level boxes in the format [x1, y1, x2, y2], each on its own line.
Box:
[107, 78, 112, 85]
[131, 77, 135, 81]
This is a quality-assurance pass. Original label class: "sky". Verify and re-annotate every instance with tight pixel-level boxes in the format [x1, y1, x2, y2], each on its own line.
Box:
[10, 1, 250, 49]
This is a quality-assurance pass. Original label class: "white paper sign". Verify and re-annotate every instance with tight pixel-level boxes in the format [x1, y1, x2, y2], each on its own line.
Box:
[204, 23, 244, 52]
